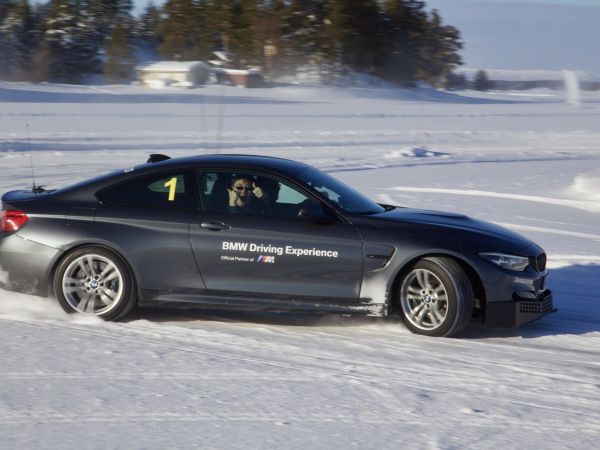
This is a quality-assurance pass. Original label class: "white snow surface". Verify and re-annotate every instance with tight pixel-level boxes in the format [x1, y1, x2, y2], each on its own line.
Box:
[1, 81, 599, 449]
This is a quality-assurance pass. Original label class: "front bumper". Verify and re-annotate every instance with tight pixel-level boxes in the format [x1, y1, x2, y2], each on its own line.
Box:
[485, 289, 555, 328]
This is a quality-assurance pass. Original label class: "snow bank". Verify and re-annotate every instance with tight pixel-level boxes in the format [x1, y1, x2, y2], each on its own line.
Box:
[383, 146, 450, 160]
[547, 254, 600, 269]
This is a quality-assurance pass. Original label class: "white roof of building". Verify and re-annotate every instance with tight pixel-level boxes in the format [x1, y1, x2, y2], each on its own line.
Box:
[136, 61, 209, 73]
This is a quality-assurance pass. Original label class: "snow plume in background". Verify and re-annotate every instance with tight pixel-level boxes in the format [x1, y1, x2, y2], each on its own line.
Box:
[566, 170, 600, 202]
[0, 289, 102, 324]
[563, 70, 581, 107]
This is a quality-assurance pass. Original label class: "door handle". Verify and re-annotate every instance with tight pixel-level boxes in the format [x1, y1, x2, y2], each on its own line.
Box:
[200, 221, 231, 232]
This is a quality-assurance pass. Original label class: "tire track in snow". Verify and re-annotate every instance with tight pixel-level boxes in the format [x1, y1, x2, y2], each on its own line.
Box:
[1, 410, 598, 436]
[0, 372, 311, 382]
[101, 310, 600, 375]
[0, 411, 404, 426]
[385, 187, 600, 213]
[4, 317, 599, 420]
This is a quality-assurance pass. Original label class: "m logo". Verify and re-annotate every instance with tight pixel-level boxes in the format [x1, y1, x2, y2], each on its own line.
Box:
[257, 255, 275, 264]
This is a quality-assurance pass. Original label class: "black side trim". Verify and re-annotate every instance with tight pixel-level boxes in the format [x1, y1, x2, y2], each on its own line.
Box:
[138, 290, 375, 314]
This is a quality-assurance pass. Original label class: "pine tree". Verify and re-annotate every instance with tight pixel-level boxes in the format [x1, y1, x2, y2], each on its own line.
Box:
[445, 71, 468, 90]
[380, 0, 429, 85]
[252, 0, 286, 76]
[203, 0, 231, 54]
[417, 9, 462, 87]
[103, 18, 136, 82]
[0, 1, 17, 79]
[330, 0, 382, 74]
[92, 0, 133, 18]
[0, 2, 14, 20]
[202, 0, 261, 68]
[230, 0, 262, 67]
[0, 0, 38, 80]
[87, 0, 133, 42]
[281, 0, 334, 77]
[136, 1, 162, 55]
[158, 0, 207, 60]
[32, 0, 102, 83]
[0, 0, 466, 86]
[473, 69, 493, 91]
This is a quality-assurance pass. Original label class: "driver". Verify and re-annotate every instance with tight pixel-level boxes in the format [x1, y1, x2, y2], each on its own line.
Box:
[227, 176, 266, 214]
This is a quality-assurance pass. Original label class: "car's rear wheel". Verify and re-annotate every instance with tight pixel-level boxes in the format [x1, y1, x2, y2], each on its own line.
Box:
[399, 257, 474, 337]
[54, 246, 136, 321]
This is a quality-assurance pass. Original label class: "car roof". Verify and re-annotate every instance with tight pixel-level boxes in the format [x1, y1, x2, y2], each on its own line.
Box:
[135, 154, 311, 175]
[54, 154, 314, 200]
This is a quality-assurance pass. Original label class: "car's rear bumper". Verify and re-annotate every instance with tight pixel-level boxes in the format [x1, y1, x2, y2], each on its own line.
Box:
[0, 233, 62, 297]
[485, 289, 555, 328]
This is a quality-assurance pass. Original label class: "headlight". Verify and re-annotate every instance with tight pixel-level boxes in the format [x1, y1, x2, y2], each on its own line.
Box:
[479, 252, 529, 271]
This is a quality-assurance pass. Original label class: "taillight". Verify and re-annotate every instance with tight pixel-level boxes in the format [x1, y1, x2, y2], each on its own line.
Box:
[1, 210, 29, 232]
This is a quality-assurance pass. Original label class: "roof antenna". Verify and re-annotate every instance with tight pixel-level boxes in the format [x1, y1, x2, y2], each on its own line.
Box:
[26, 123, 37, 192]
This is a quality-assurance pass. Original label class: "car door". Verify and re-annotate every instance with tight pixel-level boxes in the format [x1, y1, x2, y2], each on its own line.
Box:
[189, 170, 364, 302]
[95, 170, 205, 293]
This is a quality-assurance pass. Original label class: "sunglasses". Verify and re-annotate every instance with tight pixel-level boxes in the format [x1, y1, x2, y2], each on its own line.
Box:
[234, 186, 254, 192]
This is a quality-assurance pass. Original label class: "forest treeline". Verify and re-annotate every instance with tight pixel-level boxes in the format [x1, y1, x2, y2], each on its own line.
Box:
[0, 0, 463, 86]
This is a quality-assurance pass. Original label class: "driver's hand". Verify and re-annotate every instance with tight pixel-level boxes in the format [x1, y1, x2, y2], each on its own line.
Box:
[228, 188, 239, 206]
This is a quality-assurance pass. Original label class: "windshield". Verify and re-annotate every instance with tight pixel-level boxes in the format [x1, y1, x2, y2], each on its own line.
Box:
[296, 167, 386, 215]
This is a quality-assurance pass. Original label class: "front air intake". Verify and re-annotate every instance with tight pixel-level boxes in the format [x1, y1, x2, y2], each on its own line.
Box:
[519, 296, 553, 315]
[530, 253, 547, 272]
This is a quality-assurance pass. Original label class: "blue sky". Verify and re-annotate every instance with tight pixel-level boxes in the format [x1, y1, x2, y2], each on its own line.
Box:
[133, 0, 162, 14]
[427, 0, 600, 73]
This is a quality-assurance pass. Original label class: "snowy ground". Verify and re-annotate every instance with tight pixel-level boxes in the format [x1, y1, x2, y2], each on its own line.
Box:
[1, 82, 599, 449]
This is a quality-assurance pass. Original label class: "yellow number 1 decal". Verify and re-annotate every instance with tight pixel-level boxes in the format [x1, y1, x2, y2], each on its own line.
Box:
[164, 177, 177, 201]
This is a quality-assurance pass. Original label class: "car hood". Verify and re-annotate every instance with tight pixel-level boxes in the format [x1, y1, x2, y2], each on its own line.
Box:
[366, 207, 533, 253]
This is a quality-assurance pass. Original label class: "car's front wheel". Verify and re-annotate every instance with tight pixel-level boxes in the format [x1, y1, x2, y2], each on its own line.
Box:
[54, 246, 136, 321]
[399, 257, 474, 337]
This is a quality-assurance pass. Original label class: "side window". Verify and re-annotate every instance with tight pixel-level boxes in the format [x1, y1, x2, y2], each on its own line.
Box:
[277, 183, 308, 204]
[100, 172, 197, 209]
[311, 184, 340, 203]
[200, 171, 313, 218]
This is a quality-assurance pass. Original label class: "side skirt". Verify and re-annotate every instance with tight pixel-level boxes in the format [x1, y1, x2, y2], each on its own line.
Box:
[138, 289, 382, 315]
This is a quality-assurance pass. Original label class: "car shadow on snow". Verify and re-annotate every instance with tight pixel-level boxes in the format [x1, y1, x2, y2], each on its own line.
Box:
[127, 307, 382, 328]
[127, 264, 600, 338]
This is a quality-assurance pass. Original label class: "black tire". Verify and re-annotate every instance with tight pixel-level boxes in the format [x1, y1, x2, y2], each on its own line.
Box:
[54, 246, 137, 321]
[398, 257, 474, 337]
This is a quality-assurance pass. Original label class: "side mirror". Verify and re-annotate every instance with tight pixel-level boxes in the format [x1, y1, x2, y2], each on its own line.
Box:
[298, 203, 333, 222]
